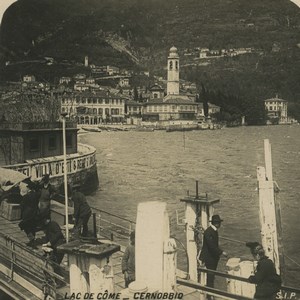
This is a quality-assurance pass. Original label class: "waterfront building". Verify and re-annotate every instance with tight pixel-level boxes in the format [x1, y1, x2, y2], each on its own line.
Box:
[60, 91, 126, 124]
[264, 95, 288, 124]
[126, 100, 143, 125]
[143, 95, 198, 121]
[143, 47, 198, 122]
[197, 102, 221, 118]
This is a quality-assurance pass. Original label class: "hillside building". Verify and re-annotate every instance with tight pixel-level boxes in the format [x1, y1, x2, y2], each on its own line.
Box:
[264, 95, 288, 124]
[23, 75, 36, 83]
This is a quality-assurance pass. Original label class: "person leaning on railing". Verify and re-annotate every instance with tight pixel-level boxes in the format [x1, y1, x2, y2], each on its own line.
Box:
[199, 214, 228, 293]
[70, 187, 92, 238]
[247, 243, 282, 300]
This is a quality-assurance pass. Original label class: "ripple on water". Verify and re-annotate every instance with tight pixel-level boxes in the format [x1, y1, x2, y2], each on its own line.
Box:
[80, 126, 300, 285]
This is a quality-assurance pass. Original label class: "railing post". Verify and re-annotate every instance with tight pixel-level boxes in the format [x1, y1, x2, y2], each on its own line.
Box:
[93, 213, 97, 238]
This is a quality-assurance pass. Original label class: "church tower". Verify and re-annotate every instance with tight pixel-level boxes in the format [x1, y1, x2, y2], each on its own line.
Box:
[167, 46, 179, 95]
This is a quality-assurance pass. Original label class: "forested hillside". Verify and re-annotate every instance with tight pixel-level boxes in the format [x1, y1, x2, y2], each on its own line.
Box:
[0, 0, 300, 120]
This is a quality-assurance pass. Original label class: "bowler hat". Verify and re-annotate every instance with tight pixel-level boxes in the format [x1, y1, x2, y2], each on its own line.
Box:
[210, 214, 223, 223]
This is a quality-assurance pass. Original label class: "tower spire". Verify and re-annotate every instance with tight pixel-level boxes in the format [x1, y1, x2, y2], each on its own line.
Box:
[167, 46, 179, 95]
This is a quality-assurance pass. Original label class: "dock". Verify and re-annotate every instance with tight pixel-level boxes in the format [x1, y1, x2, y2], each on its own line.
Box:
[0, 203, 201, 299]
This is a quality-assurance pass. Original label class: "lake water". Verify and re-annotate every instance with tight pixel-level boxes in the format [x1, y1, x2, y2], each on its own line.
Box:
[79, 125, 300, 287]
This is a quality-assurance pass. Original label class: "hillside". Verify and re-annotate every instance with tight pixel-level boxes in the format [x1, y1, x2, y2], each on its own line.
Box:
[0, 0, 300, 119]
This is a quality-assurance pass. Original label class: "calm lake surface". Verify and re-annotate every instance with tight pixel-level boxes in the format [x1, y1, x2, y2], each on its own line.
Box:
[79, 125, 300, 286]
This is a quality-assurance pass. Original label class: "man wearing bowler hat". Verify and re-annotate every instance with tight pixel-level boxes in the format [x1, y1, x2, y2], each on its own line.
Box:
[199, 214, 227, 293]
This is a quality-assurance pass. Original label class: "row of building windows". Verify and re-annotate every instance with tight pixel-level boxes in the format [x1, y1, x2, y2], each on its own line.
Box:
[147, 105, 195, 112]
[266, 101, 283, 105]
[61, 98, 124, 105]
[62, 107, 123, 115]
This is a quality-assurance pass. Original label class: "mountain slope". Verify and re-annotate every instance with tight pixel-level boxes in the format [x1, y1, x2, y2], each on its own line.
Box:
[0, 0, 300, 119]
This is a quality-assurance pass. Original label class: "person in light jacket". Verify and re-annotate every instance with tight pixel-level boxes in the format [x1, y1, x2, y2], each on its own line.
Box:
[122, 231, 135, 288]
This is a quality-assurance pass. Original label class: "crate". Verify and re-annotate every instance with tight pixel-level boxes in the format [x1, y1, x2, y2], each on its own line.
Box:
[2, 202, 21, 221]
[0, 200, 9, 218]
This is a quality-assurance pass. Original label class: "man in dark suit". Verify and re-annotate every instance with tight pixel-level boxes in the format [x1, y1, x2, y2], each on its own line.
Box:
[199, 214, 227, 291]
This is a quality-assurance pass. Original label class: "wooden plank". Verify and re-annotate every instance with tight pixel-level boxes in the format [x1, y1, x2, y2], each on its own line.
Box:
[0, 263, 44, 299]
[274, 194, 286, 284]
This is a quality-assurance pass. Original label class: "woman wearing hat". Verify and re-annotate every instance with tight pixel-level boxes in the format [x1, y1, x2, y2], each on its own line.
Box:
[199, 214, 227, 292]
[248, 244, 281, 300]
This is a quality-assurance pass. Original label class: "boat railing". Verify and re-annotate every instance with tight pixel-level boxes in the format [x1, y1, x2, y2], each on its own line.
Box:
[177, 267, 300, 300]
[0, 231, 68, 300]
[51, 205, 300, 298]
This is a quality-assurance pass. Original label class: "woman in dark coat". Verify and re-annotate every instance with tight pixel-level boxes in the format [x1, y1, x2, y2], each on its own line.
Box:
[18, 181, 40, 248]
[248, 244, 281, 300]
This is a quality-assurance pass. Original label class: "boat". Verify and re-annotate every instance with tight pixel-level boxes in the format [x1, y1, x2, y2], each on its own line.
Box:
[0, 121, 99, 195]
[135, 126, 155, 132]
[82, 126, 102, 132]
[0, 140, 299, 300]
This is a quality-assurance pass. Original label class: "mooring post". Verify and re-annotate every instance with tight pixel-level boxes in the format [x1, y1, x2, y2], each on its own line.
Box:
[257, 139, 283, 275]
[180, 181, 220, 299]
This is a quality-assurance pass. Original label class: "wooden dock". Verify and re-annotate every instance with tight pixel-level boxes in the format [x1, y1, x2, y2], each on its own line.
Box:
[0, 209, 201, 299]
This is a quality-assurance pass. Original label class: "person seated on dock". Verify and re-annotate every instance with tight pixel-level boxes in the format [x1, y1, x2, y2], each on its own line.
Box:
[247, 243, 281, 300]
[199, 214, 227, 292]
[38, 174, 55, 221]
[69, 186, 92, 238]
[42, 219, 66, 272]
[18, 179, 41, 249]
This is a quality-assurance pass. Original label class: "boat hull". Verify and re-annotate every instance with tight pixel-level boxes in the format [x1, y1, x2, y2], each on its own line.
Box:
[1, 143, 99, 195]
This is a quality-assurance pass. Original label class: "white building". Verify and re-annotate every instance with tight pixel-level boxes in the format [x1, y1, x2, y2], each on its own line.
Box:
[23, 75, 36, 82]
[264, 95, 288, 124]
[167, 46, 180, 95]
[143, 47, 197, 122]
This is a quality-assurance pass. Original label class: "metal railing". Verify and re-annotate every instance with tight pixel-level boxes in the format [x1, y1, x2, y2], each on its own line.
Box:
[0, 231, 68, 300]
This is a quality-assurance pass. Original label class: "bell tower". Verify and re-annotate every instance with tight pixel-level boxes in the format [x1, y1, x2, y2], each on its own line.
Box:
[167, 46, 179, 95]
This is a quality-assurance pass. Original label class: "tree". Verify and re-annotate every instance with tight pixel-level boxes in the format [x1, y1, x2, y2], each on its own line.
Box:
[133, 86, 139, 101]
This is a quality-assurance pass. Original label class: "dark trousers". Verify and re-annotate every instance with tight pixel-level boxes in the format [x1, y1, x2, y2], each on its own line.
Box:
[74, 212, 91, 237]
[204, 260, 218, 288]
[124, 275, 135, 288]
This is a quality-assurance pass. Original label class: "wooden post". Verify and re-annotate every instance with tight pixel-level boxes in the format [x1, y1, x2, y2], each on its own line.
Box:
[163, 238, 177, 292]
[185, 202, 198, 282]
[226, 258, 241, 295]
[239, 261, 256, 298]
[89, 257, 114, 294]
[69, 256, 89, 294]
[135, 201, 170, 291]
[181, 183, 220, 300]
